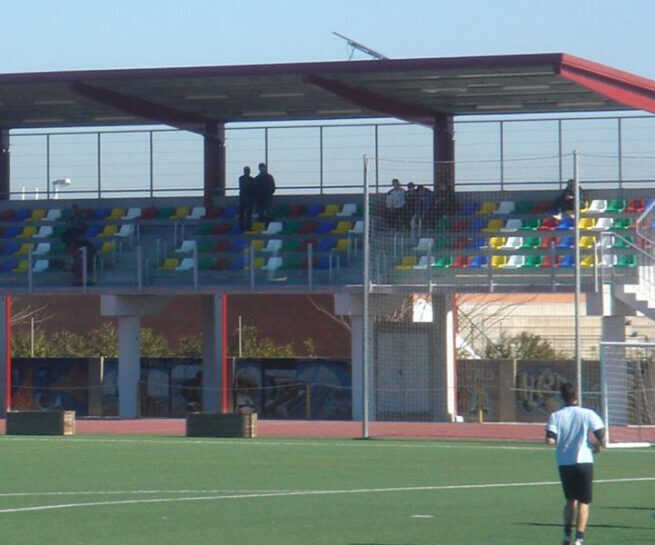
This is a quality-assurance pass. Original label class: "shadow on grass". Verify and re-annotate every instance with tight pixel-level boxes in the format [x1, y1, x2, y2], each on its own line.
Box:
[521, 522, 654, 531]
[603, 505, 655, 511]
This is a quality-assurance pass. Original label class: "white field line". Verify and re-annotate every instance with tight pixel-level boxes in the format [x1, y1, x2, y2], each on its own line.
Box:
[0, 477, 653, 515]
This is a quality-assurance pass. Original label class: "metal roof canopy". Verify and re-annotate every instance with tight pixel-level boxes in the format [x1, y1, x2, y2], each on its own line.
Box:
[1, 53, 655, 132]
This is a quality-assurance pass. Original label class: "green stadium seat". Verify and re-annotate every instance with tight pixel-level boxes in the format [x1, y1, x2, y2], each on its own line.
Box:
[606, 199, 626, 213]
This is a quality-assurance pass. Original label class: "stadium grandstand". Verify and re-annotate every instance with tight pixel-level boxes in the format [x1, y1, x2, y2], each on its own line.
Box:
[0, 52, 654, 444]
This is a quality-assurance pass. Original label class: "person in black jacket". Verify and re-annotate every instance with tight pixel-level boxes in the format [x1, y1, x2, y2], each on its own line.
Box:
[254, 162, 275, 223]
[238, 166, 255, 231]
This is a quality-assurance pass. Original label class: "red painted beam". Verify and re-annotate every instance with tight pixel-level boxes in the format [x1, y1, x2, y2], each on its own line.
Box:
[559, 54, 655, 113]
[304, 74, 439, 126]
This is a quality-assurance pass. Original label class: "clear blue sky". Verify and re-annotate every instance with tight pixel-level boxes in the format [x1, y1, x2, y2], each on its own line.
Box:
[2, 0, 654, 78]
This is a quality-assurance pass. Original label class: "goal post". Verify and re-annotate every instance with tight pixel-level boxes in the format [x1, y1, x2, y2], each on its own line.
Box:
[599, 341, 655, 448]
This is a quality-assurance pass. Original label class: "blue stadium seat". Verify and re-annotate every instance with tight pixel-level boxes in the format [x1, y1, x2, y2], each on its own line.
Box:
[230, 238, 248, 252]
[468, 255, 488, 268]
[306, 204, 325, 217]
[559, 254, 575, 267]
[557, 236, 574, 249]
[0, 257, 17, 272]
[556, 217, 574, 230]
[317, 237, 337, 251]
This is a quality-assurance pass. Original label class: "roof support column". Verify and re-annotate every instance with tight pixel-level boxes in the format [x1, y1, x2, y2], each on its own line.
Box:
[204, 121, 226, 208]
[0, 129, 10, 201]
[433, 114, 455, 192]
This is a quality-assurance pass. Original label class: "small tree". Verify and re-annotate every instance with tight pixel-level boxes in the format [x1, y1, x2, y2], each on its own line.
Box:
[484, 331, 566, 360]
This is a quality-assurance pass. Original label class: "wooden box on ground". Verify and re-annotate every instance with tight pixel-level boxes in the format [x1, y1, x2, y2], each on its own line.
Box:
[186, 412, 257, 438]
[6, 410, 76, 436]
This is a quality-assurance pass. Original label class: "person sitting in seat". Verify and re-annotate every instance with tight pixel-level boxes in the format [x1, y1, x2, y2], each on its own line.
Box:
[551, 179, 584, 218]
[385, 178, 406, 228]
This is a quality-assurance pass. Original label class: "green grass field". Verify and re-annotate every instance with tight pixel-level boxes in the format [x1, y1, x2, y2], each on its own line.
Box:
[0, 435, 652, 545]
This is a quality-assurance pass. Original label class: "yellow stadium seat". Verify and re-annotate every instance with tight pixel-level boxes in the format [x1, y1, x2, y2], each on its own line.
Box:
[13, 260, 28, 273]
[395, 256, 417, 270]
[578, 217, 595, 230]
[579, 236, 596, 249]
[29, 209, 46, 221]
[17, 243, 34, 256]
[251, 240, 265, 252]
[481, 219, 504, 233]
[489, 237, 506, 250]
[254, 257, 266, 269]
[319, 204, 340, 217]
[246, 222, 266, 235]
[491, 255, 507, 269]
[98, 225, 118, 238]
[332, 221, 353, 234]
[18, 226, 37, 238]
[170, 206, 190, 220]
[159, 258, 179, 271]
[100, 241, 116, 254]
[477, 201, 497, 215]
[108, 208, 125, 220]
[334, 239, 350, 252]
[580, 255, 595, 268]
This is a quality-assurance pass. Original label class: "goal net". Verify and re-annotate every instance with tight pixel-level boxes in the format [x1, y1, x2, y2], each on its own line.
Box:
[599, 341, 655, 447]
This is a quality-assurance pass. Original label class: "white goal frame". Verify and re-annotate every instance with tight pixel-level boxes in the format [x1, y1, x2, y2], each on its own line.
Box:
[600, 341, 655, 448]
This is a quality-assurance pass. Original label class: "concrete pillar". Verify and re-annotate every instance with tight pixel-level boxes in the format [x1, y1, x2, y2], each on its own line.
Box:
[118, 315, 140, 418]
[0, 129, 9, 201]
[433, 114, 455, 192]
[202, 295, 225, 413]
[204, 121, 226, 208]
[432, 293, 457, 420]
[88, 357, 104, 417]
[0, 296, 10, 415]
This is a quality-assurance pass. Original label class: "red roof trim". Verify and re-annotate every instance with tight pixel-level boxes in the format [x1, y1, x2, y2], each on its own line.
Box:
[559, 54, 655, 113]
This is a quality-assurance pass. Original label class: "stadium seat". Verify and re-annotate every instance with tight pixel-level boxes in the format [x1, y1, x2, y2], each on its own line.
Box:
[159, 258, 179, 271]
[213, 222, 233, 235]
[452, 255, 471, 268]
[616, 253, 636, 267]
[316, 221, 336, 234]
[395, 256, 417, 270]
[349, 221, 364, 235]
[580, 255, 595, 268]
[0, 210, 15, 221]
[434, 218, 451, 232]
[41, 208, 61, 222]
[319, 204, 340, 217]
[204, 207, 222, 219]
[14, 209, 31, 222]
[306, 204, 325, 217]
[598, 254, 616, 268]
[231, 238, 249, 252]
[198, 256, 216, 270]
[16, 243, 34, 256]
[299, 221, 318, 234]
[503, 236, 523, 250]
[281, 221, 301, 235]
[540, 255, 561, 268]
[501, 218, 522, 232]
[538, 217, 559, 231]
[84, 225, 102, 238]
[515, 201, 534, 214]
[593, 217, 613, 231]
[261, 221, 283, 235]
[33, 242, 51, 256]
[317, 237, 337, 252]
[449, 219, 469, 232]
[489, 237, 506, 250]
[123, 208, 142, 221]
[98, 225, 118, 238]
[491, 255, 507, 269]
[613, 217, 633, 230]
[539, 235, 559, 249]
[612, 234, 634, 249]
[471, 237, 487, 249]
[115, 224, 135, 238]
[93, 208, 111, 220]
[521, 236, 541, 249]
[221, 206, 237, 219]
[481, 219, 504, 232]
[282, 239, 302, 252]
[433, 255, 454, 268]
[250, 240, 265, 252]
[412, 255, 431, 270]
[606, 199, 626, 213]
[494, 201, 515, 215]
[262, 256, 283, 272]
[273, 204, 290, 218]
[459, 202, 479, 216]
[0, 257, 17, 272]
[1, 241, 19, 255]
[626, 199, 645, 214]
[331, 221, 352, 235]
[29, 209, 46, 222]
[176, 240, 197, 254]
[108, 208, 125, 221]
[531, 201, 552, 214]
[32, 259, 49, 273]
[520, 218, 540, 231]
[170, 207, 190, 220]
[468, 255, 488, 268]
[13, 259, 28, 273]
[578, 217, 595, 230]
[477, 201, 497, 215]
[140, 207, 158, 220]
[175, 258, 195, 271]
[414, 238, 434, 252]
[2, 226, 21, 238]
[587, 199, 607, 213]
[287, 204, 307, 218]
[186, 206, 206, 220]
[504, 254, 525, 269]
[334, 239, 350, 253]
[17, 226, 37, 238]
[337, 203, 358, 217]
[100, 241, 116, 254]
[262, 239, 282, 253]
[449, 237, 469, 250]
[522, 255, 543, 268]
[245, 222, 266, 235]
[555, 217, 574, 230]
[557, 236, 574, 249]
[558, 254, 575, 267]
[214, 239, 233, 252]
[579, 236, 596, 249]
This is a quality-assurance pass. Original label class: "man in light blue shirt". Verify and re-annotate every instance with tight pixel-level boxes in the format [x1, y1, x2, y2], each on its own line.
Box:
[546, 382, 605, 545]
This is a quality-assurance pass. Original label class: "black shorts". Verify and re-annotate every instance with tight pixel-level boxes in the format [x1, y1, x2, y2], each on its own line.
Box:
[559, 463, 593, 503]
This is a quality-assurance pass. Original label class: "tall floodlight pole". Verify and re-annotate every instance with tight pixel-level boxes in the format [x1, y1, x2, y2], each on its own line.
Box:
[362, 154, 370, 439]
[573, 151, 582, 405]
